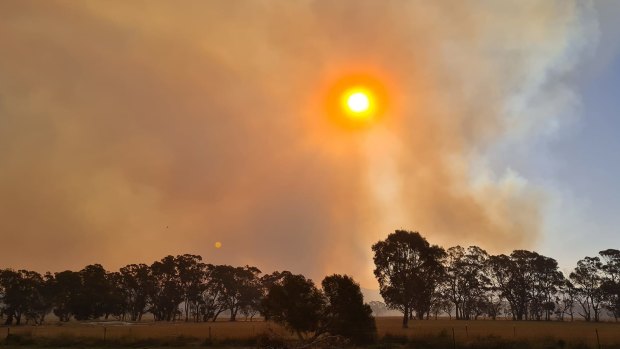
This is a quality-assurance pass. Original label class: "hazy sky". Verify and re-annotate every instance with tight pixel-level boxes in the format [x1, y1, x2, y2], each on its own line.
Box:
[1, 1, 619, 288]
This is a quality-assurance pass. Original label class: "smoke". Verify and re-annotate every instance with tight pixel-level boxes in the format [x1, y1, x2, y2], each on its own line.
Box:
[0, 1, 597, 286]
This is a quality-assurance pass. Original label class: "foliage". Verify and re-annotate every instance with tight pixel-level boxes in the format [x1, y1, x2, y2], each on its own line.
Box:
[261, 272, 326, 340]
[372, 230, 445, 328]
[322, 274, 377, 344]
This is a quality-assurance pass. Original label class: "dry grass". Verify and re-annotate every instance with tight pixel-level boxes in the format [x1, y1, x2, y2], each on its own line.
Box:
[376, 317, 620, 346]
[2, 317, 620, 347]
[3, 319, 290, 343]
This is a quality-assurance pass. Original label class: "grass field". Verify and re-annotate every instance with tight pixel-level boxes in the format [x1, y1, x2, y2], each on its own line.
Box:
[2, 317, 620, 348]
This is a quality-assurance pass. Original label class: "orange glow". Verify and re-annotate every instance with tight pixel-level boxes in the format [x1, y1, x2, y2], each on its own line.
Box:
[323, 73, 389, 130]
[342, 88, 374, 118]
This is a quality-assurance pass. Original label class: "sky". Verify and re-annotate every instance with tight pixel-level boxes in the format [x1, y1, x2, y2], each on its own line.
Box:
[1, 0, 619, 290]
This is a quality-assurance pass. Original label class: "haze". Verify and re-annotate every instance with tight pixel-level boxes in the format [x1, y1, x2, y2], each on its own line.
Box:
[1, 0, 619, 289]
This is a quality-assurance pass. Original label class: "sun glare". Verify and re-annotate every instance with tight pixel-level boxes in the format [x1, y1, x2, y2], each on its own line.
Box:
[347, 92, 370, 113]
[341, 87, 375, 120]
[321, 72, 390, 130]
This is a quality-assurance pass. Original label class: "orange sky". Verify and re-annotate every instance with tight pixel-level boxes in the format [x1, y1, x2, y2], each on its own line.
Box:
[0, 1, 598, 287]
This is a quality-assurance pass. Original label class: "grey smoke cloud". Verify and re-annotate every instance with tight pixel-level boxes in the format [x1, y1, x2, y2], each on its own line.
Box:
[0, 1, 597, 286]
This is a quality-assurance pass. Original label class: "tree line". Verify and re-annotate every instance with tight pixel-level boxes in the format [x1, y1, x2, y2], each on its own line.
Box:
[0, 254, 376, 344]
[373, 230, 620, 327]
[0, 230, 618, 337]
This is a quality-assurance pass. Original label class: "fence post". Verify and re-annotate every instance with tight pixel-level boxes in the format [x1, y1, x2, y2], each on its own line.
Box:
[103, 327, 107, 343]
[595, 328, 601, 349]
[465, 325, 468, 338]
[513, 326, 516, 338]
[208, 326, 212, 342]
[6, 327, 9, 339]
[452, 327, 456, 349]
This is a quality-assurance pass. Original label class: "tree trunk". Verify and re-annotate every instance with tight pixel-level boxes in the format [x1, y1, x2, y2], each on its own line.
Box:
[402, 306, 409, 328]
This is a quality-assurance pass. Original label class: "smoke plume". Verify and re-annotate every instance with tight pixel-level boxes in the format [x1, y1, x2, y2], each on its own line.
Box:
[0, 1, 597, 286]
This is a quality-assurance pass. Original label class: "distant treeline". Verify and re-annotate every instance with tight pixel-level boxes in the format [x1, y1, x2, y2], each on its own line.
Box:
[372, 231, 620, 328]
[0, 230, 619, 335]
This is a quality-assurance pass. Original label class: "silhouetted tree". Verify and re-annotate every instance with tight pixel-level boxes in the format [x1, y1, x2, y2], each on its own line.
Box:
[529, 254, 564, 321]
[72, 264, 109, 320]
[119, 263, 151, 321]
[0, 269, 51, 325]
[205, 264, 262, 321]
[104, 271, 126, 320]
[175, 254, 206, 322]
[197, 264, 226, 322]
[443, 246, 490, 320]
[488, 251, 557, 321]
[570, 256, 605, 322]
[555, 280, 577, 321]
[372, 230, 445, 328]
[321, 274, 376, 344]
[261, 273, 326, 341]
[150, 256, 183, 321]
[51, 270, 81, 321]
[599, 249, 620, 321]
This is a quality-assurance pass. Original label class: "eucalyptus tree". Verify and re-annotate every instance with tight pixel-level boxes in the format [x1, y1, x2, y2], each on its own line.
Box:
[372, 230, 445, 328]
[529, 254, 565, 321]
[570, 256, 605, 322]
[599, 249, 620, 320]
[119, 263, 152, 321]
[149, 255, 183, 321]
[207, 264, 262, 321]
[0, 269, 51, 325]
[321, 274, 376, 345]
[261, 273, 326, 341]
[51, 270, 81, 321]
[175, 254, 207, 321]
[555, 279, 577, 321]
[488, 253, 529, 320]
[444, 245, 490, 320]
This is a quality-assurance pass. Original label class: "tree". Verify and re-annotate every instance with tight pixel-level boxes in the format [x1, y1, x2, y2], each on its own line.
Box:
[555, 280, 577, 321]
[368, 301, 388, 317]
[570, 256, 605, 322]
[70, 264, 111, 320]
[0, 269, 52, 325]
[119, 263, 152, 321]
[103, 271, 127, 320]
[175, 254, 206, 322]
[150, 256, 183, 321]
[51, 270, 82, 321]
[599, 249, 620, 321]
[443, 245, 490, 320]
[488, 250, 557, 321]
[529, 254, 564, 321]
[372, 230, 445, 328]
[206, 264, 262, 321]
[321, 274, 376, 344]
[261, 273, 326, 341]
[198, 264, 227, 322]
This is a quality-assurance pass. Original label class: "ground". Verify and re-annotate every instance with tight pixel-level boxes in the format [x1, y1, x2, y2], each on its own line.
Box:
[2, 317, 620, 348]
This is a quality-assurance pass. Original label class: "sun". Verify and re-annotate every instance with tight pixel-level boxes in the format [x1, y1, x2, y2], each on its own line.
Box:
[341, 87, 375, 120]
[214, 241, 222, 249]
[347, 92, 370, 113]
[321, 72, 389, 130]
